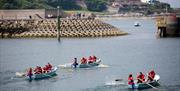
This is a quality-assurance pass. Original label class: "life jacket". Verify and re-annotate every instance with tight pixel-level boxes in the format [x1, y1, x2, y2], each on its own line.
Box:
[148, 71, 155, 80]
[34, 67, 39, 74]
[150, 71, 155, 78]
[81, 58, 87, 64]
[92, 56, 97, 62]
[43, 67, 47, 73]
[38, 67, 42, 74]
[88, 56, 93, 60]
[48, 65, 52, 70]
[137, 74, 145, 82]
[128, 77, 134, 85]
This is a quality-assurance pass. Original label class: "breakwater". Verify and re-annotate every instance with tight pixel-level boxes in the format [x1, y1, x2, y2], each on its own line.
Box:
[0, 18, 127, 38]
[155, 14, 180, 37]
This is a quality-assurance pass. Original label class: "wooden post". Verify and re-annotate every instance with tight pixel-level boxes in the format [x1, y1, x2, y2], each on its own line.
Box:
[57, 6, 60, 41]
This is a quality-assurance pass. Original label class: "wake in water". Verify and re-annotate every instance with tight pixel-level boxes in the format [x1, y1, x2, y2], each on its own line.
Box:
[58, 63, 109, 69]
[105, 76, 127, 86]
[105, 80, 125, 86]
[0, 70, 27, 86]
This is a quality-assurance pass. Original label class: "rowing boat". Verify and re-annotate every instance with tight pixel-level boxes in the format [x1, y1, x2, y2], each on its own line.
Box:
[27, 67, 58, 80]
[58, 59, 101, 68]
[128, 75, 160, 89]
[78, 59, 101, 68]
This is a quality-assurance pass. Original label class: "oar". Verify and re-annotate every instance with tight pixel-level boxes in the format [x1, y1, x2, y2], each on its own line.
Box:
[138, 78, 158, 90]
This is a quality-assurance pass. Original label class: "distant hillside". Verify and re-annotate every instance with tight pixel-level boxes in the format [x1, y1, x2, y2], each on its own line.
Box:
[0, 0, 173, 14]
[0, 0, 107, 12]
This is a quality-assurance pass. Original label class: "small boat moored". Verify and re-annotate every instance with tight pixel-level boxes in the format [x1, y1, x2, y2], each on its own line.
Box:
[134, 21, 141, 27]
[128, 75, 160, 90]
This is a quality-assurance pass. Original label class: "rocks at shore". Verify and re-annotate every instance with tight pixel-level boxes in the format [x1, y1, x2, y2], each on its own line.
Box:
[0, 18, 127, 38]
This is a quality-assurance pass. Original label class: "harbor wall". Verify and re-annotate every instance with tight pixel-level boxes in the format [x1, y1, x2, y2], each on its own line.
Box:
[155, 14, 180, 37]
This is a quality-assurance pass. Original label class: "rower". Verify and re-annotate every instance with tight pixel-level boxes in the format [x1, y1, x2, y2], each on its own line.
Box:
[44, 65, 49, 72]
[34, 66, 40, 74]
[137, 72, 145, 83]
[72, 58, 78, 68]
[81, 57, 87, 64]
[88, 56, 94, 63]
[43, 66, 48, 73]
[128, 74, 135, 89]
[47, 63, 52, 70]
[38, 66, 43, 74]
[147, 70, 156, 82]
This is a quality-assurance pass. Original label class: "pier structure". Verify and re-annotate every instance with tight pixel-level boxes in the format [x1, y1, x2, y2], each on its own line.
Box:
[156, 14, 180, 37]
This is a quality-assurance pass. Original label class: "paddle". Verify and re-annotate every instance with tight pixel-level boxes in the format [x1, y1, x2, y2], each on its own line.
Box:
[137, 78, 158, 90]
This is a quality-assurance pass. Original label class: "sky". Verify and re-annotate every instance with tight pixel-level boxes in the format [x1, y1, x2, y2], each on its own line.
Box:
[141, 0, 180, 8]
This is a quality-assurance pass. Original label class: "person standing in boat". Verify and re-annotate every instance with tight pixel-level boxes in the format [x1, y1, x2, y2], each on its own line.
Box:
[147, 70, 156, 82]
[137, 72, 145, 83]
[128, 74, 135, 89]
[72, 58, 78, 68]
[27, 67, 33, 80]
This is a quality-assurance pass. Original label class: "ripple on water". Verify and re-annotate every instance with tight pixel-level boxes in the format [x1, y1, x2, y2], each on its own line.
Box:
[82, 84, 128, 91]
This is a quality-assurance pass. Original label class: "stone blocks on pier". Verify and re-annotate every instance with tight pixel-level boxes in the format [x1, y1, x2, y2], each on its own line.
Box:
[0, 18, 127, 38]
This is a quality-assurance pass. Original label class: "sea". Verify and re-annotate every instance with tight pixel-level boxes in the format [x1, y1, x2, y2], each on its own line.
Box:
[0, 18, 180, 91]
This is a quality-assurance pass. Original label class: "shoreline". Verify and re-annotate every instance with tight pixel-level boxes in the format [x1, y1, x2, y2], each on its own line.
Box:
[96, 16, 154, 20]
[0, 32, 128, 39]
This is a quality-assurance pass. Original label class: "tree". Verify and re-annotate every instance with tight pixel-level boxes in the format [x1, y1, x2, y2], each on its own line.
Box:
[85, 0, 107, 12]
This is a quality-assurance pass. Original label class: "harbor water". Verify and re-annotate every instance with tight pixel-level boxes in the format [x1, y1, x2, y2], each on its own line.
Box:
[0, 18, 180, 91]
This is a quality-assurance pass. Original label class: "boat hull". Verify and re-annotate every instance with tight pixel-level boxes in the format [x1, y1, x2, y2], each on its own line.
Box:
[27, 67, 57, 80]
[128, 81, 160, 89]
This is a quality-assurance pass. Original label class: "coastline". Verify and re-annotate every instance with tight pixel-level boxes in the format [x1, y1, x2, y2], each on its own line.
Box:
[96, 16, 154, 20]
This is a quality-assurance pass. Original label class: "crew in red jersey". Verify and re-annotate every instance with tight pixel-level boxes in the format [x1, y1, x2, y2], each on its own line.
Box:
[88, 56, 93, 63]
[147, 70, 156, 82]
[92, 55, 97, 62]
[47, 63, 52, 70]
[137, 72, 145, 83]
[81, 57, 87, 64]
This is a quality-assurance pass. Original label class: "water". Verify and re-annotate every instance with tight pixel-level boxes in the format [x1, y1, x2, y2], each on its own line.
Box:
[0, 18, 180, 91]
